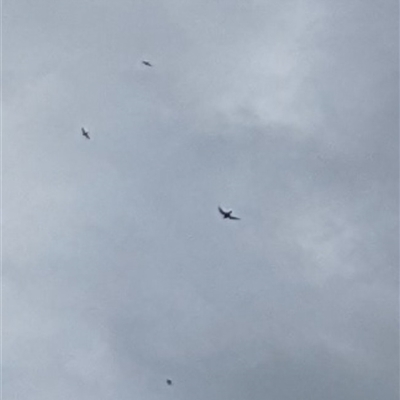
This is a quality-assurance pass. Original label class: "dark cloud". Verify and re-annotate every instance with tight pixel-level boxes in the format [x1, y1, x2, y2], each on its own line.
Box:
[4, 0, 398, 399]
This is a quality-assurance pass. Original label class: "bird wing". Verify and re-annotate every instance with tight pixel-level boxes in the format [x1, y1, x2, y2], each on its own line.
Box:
[218, 206, 226, 215]
[229, 215, 240, 220]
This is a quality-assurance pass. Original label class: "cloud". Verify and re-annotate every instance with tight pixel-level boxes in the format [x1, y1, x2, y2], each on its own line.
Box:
[4, 0, 398, 399]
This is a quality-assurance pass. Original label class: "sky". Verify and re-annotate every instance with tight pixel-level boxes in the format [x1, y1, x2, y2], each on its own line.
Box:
[3, 0, 399, 399]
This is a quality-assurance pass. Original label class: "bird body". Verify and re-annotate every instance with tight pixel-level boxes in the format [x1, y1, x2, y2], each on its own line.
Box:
[142, 60, 153, 67]
[166, 379, 172, 386]
[218, 206, 240, 220]
[81, 127, 90, 139]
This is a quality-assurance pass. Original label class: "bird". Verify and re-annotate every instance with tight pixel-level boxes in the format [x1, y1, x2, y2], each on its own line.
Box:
[166, 379, 172, 386]
[142, 60, 153, 67]
[81, 127, 90, 139]
[218, 206, 240, 220]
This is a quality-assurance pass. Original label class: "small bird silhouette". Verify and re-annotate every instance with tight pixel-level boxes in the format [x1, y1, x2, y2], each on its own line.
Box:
[166, 379, 172, 386]
[142, 60, 153, 67]
[81, 127, 90, 139]
[218, 206, 240, 220]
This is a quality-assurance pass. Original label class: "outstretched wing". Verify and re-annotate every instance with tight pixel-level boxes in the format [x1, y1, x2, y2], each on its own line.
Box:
[219, 206, 231, 216]
[229, 216, 240, 220]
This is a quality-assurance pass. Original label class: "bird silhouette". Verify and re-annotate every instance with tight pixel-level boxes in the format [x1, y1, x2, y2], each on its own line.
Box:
[166, 379, 172, 386]
[218, 206, 240, 220]
[142, 60, 153, 67]
[81, 127, 90, 139]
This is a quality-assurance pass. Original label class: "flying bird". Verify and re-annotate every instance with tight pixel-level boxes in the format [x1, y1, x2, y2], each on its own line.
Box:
[218, 206, 240, 220]
[81, 127, 90, 139]
[142, 60, 153, 67]
[166, 379, 172, 386]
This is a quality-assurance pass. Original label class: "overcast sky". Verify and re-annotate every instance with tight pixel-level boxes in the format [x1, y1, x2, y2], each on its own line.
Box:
[3, 0, 399, 399]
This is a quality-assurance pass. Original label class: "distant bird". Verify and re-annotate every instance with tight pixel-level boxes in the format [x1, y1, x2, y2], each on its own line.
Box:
[218, 206, 240, 220]
[81, 127, 90, 139]
[142, 60, 153, 67]
[166, 379, 172, 386]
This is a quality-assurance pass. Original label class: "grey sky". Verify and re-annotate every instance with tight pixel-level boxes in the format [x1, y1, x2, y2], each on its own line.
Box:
[4, 0, 398, 399]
